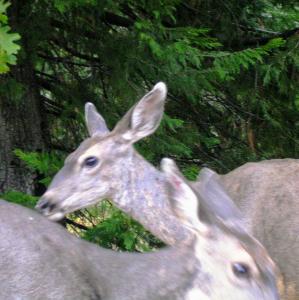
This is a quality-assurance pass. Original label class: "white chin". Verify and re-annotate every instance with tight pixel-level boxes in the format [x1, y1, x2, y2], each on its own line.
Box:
[48, 211, 65, 221]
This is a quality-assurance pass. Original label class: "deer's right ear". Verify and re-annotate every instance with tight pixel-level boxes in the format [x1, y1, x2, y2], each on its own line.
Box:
[113, 82, 167, 143]
[161, 158, 207, 233]
[85, 103, 110, 137]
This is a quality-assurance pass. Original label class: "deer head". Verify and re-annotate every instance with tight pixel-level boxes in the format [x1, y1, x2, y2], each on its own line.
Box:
[160, 158, 280, 300]
[36, 82, 167, 221]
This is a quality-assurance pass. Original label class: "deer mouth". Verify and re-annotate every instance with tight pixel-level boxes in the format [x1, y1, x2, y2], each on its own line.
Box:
[35, 197, 66, 221]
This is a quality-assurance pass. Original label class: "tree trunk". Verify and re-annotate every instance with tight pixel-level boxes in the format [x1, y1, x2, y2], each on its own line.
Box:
[0, 71, 45, 194]
[0, 0, 46, 195]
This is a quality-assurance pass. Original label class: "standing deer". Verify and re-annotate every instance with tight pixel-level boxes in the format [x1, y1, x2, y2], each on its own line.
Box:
[0, 159, 280, 299]
[219, 160, 299, 300]
[192, 161, 299, 300]
[191, 161, 299, 300]
[36, 82, 288, 298]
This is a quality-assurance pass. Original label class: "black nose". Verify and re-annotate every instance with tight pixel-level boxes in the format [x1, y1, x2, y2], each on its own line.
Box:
[35, 197, 57, 214]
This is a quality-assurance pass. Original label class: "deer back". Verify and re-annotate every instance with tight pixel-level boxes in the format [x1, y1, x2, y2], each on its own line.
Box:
[220, 159, 299, 300]
[0, 199, 194, 300]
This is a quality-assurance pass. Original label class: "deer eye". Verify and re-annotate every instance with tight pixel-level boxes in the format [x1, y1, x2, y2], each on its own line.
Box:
[232, 262, 251, 279]
[83, 156, 99, 167]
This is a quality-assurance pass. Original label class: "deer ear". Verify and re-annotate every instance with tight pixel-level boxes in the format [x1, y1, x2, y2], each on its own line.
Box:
[85, 103, 110, 137]
[161, 158, 206, 232]
[193, 168, 244, 230]
[113, 82, 167, 143]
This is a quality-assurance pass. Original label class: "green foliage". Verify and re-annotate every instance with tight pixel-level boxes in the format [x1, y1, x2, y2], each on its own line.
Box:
[259, 3, 299, 31]
[14, 149, 64, 186]
[0, 78, 26, 103]
[0, 0, 20, 73]
[1, 190, 38, 208]
[4, 149, 63, 208]
[212, 38, 286, 81]
[182, 164, 200, 181]
[83, 201, 164, 252]
[162, 114, 184, 132]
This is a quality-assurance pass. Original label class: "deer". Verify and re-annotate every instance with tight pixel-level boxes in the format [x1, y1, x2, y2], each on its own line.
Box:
[190, 161, 299, 300]
[0, 158, 280, 299]
[218, 159, 299, 300]
[35, 82, 288, 298]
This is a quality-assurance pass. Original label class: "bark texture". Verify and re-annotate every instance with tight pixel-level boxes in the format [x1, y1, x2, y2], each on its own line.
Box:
[0, 0, 46, 195]
[0, 71, 45, 194]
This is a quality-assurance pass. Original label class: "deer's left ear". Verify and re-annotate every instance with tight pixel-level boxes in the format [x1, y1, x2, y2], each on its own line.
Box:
[161, 158, 206, 232]
[85, 102, 110, 137]
[113, 82, 167, 143]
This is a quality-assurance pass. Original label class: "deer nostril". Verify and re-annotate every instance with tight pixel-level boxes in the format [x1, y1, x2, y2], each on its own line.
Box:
[40, 202, 49, 210]
[49, 203, 57, 212]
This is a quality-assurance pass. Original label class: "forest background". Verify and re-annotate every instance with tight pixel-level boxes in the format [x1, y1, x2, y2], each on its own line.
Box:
[0, 0, 298, 251]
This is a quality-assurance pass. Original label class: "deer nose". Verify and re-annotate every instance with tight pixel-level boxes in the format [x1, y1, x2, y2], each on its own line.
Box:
[36, 197, 65, 221]
[36, 198, 57, 213]
[36, 199, 57, 212]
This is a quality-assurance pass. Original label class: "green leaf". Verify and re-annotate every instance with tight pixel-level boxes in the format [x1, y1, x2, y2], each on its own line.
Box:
[0, 25, 20, 55]
[0, 1, 9, 16]
[0, 13, 20, 73]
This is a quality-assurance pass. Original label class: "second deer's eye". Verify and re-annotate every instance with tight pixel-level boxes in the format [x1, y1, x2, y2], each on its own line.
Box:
[232, 262, 251, 279]
[83, 156, 99, 167]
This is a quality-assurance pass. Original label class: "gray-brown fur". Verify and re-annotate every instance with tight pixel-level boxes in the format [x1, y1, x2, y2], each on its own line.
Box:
[35, 83, 280, 298]
[36, 82, 191, 244]
[219, 159, 299, 300]
[0, 159, 280, 299]
[0, 200, 194, 300]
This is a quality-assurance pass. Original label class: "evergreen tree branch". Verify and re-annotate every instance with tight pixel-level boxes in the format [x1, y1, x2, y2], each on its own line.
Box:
[50, 11, 133, 39]
[237, 27, 299, 48]
[38, 53, 95, 68]
[50, 38, 102, 63]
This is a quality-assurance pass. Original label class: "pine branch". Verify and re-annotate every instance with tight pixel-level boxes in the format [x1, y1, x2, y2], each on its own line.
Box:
[38, 53, 95, 68]
[102, 11, 134, 27]
[236, 27, 299, 49]
[50, 38, 102, 63]
[50, 11, 133, 39]
[39, 95, 63, 115]
[36, 76, 54, 92]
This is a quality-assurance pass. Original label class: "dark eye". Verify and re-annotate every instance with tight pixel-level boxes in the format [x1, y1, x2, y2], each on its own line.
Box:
[83, 156, 99, 167]
[232, 263, 251, 279]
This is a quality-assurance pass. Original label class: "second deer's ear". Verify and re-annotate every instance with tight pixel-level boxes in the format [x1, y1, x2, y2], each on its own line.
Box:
[161, 158, 206, 232]
[113, 82, 167, 143]
[85, 103, 110, 137]
[193, 168, 244, 228]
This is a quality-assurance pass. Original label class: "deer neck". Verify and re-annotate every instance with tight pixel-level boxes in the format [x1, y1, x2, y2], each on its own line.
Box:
[113, 150, 191, 245]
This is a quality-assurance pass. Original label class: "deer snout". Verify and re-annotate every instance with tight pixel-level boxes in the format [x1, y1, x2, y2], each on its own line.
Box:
[36, 195, 65, 221]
